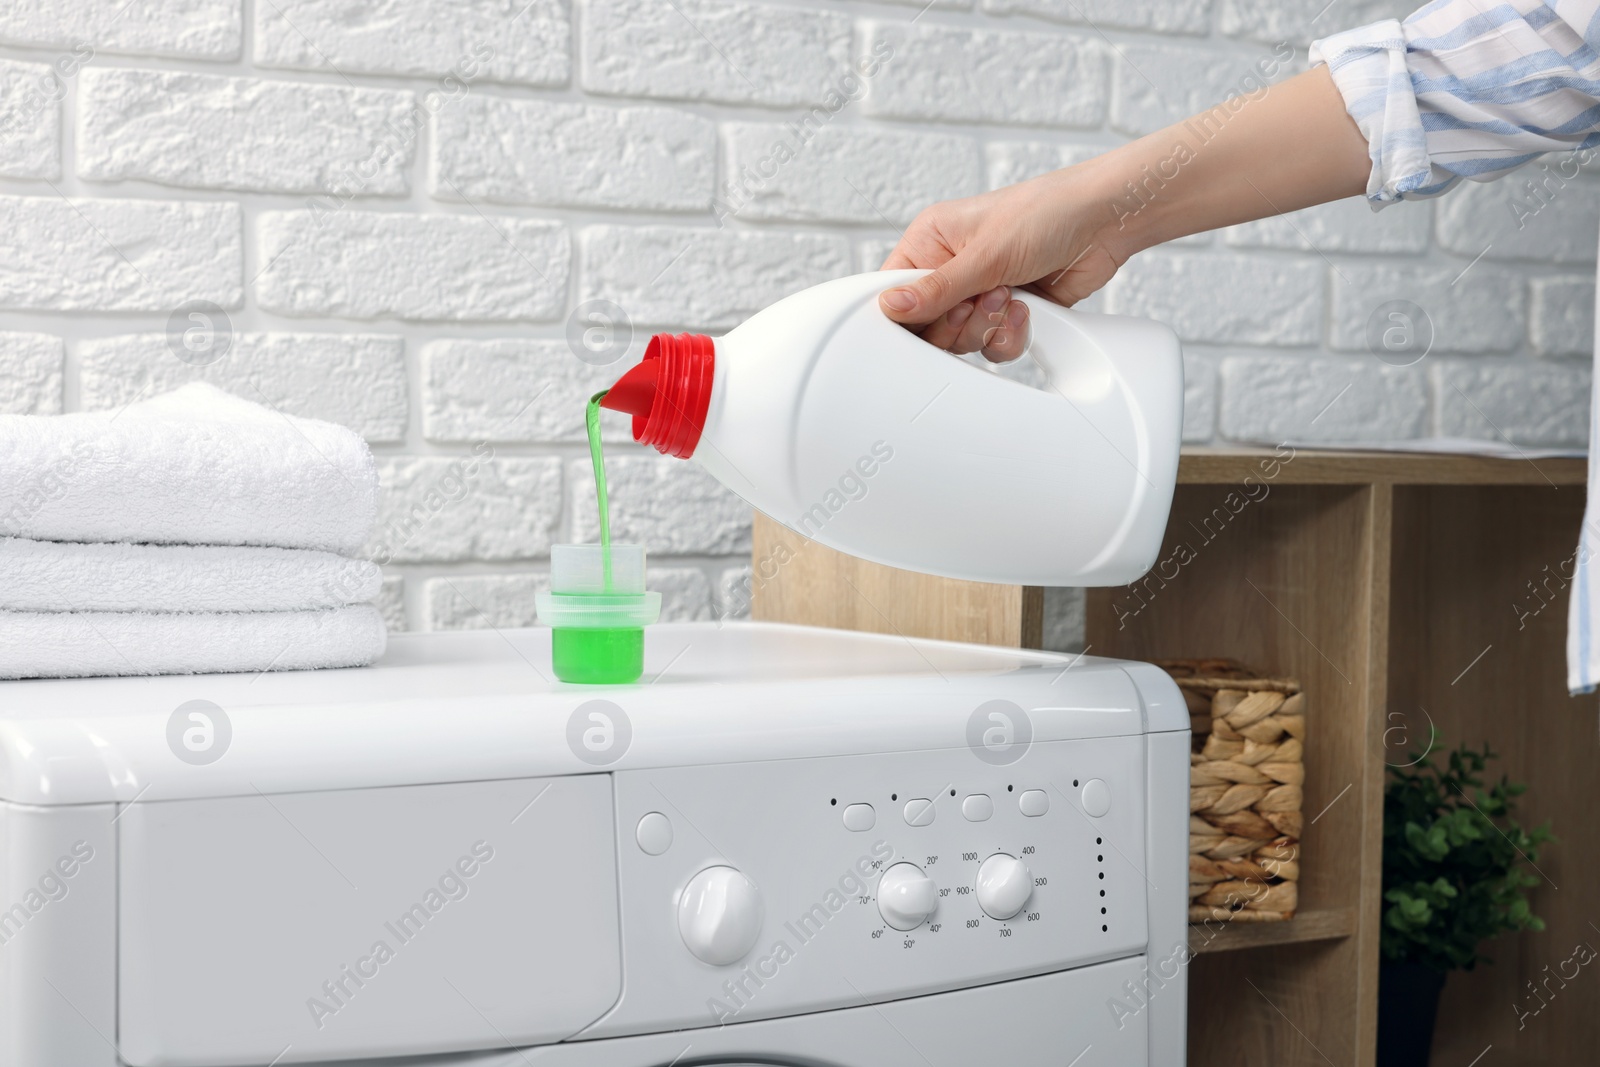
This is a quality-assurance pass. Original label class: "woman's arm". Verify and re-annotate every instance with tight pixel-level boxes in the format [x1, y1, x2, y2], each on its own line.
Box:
[888, 0, 1600, 361]
[879, 65, 1371, 360]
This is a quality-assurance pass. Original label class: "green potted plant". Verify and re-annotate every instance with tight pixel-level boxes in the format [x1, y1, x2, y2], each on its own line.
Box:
[1378, 731, 1553, 1067]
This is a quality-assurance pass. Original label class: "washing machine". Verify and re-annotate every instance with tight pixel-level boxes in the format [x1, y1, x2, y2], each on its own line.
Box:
[0, 621, 1190, 1067]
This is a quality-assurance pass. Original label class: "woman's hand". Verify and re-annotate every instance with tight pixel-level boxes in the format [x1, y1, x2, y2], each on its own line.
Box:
[879, 67, 1371, 363]
[878, 164, 1128, 363]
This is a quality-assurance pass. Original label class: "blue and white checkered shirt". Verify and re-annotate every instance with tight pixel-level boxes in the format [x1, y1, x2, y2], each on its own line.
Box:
[1312, 1, 1600, 693]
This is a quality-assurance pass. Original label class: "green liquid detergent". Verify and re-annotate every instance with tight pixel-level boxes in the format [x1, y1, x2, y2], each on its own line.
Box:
[548, 390, 644, 684]
[586, 390, 613, 590]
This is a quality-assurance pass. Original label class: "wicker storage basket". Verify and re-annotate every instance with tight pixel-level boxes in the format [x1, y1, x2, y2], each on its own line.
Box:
[1161, 659, 1304, 924]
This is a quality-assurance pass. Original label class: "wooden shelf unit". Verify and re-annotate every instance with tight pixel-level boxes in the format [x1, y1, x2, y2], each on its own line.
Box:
[751, 448, 1597, 1067]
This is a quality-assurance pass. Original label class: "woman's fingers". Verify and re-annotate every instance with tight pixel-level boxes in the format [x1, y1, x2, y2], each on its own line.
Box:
[948, 286, 1010, 354]
[1034, 244, 1121, 307]
[879, 245, 919, 271]
[879, 247, 999, 325]
[913, 289, 1031, 362]
[981, 300, 1030, 362]
[917, 300, 976, 351]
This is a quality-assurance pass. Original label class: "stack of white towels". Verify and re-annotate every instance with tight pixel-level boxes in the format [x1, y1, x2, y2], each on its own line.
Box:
[0, 383, 387, 679]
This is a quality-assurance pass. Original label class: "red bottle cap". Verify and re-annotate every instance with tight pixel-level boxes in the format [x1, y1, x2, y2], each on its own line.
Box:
[599, 333, 714, 459]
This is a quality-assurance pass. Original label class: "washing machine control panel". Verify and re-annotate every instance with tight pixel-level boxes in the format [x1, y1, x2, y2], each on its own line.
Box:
[591, 733, 1153, 1039]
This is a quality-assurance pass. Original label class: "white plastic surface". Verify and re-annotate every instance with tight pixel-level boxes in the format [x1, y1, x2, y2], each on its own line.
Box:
[960, 793, 993, 821]
[692, 270, 1184, 586]
[0, 804, 117, 1067]
[0, 623, 1189, 1067]
[589, 733, 1153, 1038]
[975, 853, 1034, 920]
[388, 961, 1152, 1066]
[1146, 731, 1193, 1067]
[1082, 777, 1112, 817]
[0, 623, 1178, 807]
[117, 777, 621, 1065]
[636, 811, 673, 855]
[842, 803, 875, 832]
[876, 863, 939, 931]
[678, 866, 766, 965]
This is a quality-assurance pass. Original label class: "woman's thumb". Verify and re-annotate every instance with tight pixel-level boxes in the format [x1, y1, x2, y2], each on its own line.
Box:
[878, 254, 997, 325]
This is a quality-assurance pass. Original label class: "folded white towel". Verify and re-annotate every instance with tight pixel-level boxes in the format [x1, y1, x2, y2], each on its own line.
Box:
[0, 383, 377, 554]
[0, 537, 382, 613]
[0, 605, 387, 679]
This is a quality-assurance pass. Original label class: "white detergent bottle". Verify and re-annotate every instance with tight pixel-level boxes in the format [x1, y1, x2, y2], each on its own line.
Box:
[599, 269, 1183, 586]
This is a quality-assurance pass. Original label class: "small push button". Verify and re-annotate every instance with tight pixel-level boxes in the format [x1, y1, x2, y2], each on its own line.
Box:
[903, 798, 936, 826]
[961, 794, 993, 822]
[1018, 789, 1049, 817]
[1081, 778, 1111, 817]
[636, 812, 673, 855]
[842, 803, 875, 832]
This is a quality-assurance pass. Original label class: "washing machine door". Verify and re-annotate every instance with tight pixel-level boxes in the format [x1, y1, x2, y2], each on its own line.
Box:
[117, 776, 623, 1067]
[549, 961, 1149, 1067]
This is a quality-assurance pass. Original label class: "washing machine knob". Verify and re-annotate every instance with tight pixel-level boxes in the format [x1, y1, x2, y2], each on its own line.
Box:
[678, 866, 764, 966]
[877, 862, 938, 931]
[976, 853, 1033, 920]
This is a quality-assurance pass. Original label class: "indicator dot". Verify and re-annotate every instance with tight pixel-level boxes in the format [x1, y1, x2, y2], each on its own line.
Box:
[1073, 779, 1079, 787]
[1097, 855, 1103, 862]
[1101, 907, 1107, 914]
[1096, 837, 1102, 845]
[1102, 924, 1108, 932]
[830, 799, 837, 806]
[891, 793, 897, 801]
[1098, 873, 1104, 880]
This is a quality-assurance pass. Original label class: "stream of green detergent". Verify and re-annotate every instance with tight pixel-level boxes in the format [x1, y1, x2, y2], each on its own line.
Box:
[586, 389, 612, 593]
[552, 389, 637, 683]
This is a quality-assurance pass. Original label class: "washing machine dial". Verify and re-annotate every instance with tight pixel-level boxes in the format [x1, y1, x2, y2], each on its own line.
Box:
[975, 853, 1033, 920]
[678, 866, 764, 966]
[876, 862, 938, 931]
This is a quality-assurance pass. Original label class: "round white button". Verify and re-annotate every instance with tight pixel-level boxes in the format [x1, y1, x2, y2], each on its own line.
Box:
[635, 811, 672, 855]
[678, 866, 764, 966]
[877, 863, 938, 931]
[1081, 778, 1111, 818]
[975, 853, 1033, 920]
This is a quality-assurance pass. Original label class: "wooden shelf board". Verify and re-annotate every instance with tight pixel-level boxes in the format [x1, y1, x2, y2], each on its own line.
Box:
[1179, 447, 1585, 486]
[1189, 907, 1357, 955]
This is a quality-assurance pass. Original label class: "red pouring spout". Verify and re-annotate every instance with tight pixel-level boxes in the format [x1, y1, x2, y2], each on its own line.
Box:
[600, 333, 715, 459]
[598, 358, 658, 418]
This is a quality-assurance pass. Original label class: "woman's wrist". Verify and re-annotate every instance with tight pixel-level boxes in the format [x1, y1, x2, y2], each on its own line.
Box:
[1053, 140, 1176, 266]
[1061, 68, 1371, 263]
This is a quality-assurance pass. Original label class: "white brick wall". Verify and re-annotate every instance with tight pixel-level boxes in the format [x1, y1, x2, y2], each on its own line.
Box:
[0, 0, 1584, 643]
[79, 332, 408, 441]
[861, 21, 1107, 128]
[79, 69, 417, 195]
[0, 331, 61, 413]
[255, 0, 568, 85]
[0, 1, 239, 61]
[0, 59, 62, 178]
[432, 97, 715, 211]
